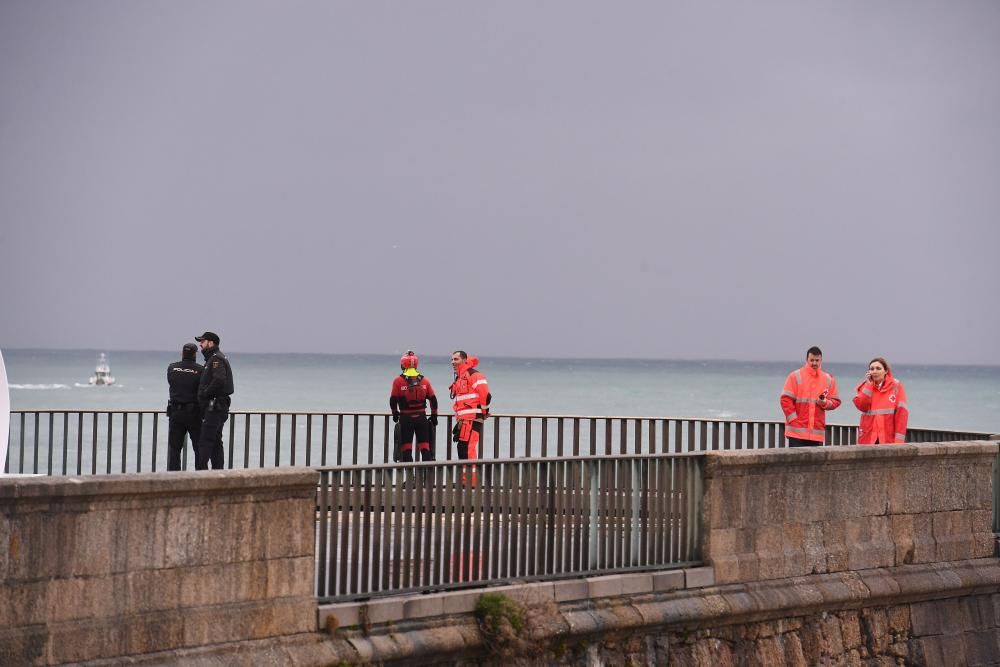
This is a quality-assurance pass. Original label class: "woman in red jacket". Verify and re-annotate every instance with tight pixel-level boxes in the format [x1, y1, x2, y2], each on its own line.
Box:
[853, 357, 909, 445]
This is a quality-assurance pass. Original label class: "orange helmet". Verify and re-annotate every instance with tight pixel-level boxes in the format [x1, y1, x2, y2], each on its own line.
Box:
[400, 350, 419, 370]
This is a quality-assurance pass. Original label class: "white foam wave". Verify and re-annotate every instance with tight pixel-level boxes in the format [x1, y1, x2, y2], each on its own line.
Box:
[10, 383, 71, 390]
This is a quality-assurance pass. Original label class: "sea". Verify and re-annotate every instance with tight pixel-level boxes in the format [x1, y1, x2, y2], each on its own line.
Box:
[4, 349, 999, 434]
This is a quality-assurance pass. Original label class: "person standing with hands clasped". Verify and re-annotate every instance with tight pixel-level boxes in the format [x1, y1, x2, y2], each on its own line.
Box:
[853, 357, 908, 444]
[166, 342, 203, 471]
[194, 331, 234, 469]
[780, 346, 841, 447]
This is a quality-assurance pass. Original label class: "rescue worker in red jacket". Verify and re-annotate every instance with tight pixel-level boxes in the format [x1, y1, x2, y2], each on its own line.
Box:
[853, 357, 908, 445]
[449, 350, 491, 462]
[390, 351, 438, 462]
[780, 346, 842, 446]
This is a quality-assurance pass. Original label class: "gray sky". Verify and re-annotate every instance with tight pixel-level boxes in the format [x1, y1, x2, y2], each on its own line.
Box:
[2, 1, 998, 364]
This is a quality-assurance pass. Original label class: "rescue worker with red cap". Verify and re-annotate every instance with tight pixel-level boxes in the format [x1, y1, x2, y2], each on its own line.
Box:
[780, 346, 841, 446]
[449, 350, 491, 468]
[390, 350, 438, 462]
[853, 357, 908, 444]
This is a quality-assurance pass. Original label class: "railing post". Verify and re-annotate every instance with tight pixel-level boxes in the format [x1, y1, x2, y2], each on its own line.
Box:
[630, 458, 641, 566]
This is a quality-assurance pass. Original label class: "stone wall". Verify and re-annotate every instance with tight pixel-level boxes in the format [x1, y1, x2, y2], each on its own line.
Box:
[703, 442, 997, 585]
[320, 559, 1000, 666]
[318, 442, 1000, 666]
[0, 469, 319, 665]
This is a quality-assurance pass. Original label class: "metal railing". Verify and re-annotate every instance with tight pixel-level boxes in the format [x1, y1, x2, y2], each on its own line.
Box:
[315, 454, 703, 601]
[5, 410, 992, 475]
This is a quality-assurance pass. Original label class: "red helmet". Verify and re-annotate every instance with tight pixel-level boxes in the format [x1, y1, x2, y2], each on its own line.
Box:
[400, 350, 419, 370]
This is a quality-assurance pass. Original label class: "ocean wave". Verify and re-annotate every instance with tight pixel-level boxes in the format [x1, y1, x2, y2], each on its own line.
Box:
[10, 383, 72, 390]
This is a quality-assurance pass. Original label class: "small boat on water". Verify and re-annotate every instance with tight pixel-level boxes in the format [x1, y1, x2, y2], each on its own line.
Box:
[89, 353, 115, 386]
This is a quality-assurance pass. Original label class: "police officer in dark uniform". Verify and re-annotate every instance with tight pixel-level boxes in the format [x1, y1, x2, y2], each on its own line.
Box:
[194, 331, 234, 470]
[166, 342, 203, 471]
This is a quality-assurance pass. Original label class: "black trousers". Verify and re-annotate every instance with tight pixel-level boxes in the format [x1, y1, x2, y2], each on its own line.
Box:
[787, 437, 821, 447]
[398, 415, 434, 462]
[167, 407, 202, 471]
[196, 408, 228, 470]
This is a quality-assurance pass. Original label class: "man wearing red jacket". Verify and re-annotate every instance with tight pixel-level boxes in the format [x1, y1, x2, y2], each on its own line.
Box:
[780, 346, 841, 447]
[449, 350, 491, 462]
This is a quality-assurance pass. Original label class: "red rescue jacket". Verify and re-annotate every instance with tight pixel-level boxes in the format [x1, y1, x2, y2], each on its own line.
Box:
[780, 364, 841, 443]
[449, 356, 490, 421]
[390, 372, 437, 417]
[853, 374, 908, 444]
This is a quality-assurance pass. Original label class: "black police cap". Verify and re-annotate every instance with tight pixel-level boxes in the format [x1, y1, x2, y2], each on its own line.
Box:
[195, 331, 220, 344]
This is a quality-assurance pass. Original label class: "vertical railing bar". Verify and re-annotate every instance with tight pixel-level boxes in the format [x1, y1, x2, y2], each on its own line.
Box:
[290, 414, 298, 466]
[556, 418, 564, 458]
[475, 459, 487, 582]
[320, 414, 328, 466]
[433, 464, 446, 586]
[89, 413, 97, 475]
[525, 418, 533, 463]
[546, 461, 556, 575]
[487, 462, 500, 579]
[274, 414, 283, 467]
[105, 412, 112, 475]
[417, 462, 430, 587]
[374, 467, 388, 592]
[361, 468, 374, 595]
[76, 413, 84, 475]
[47, 412, 54, 475]
[367, 415, 375, 465]
[674, 458, 684, 563]
[352, 415, 361, 465]
[336, 415, 344, 465]
[382, 416, 390, 465]
[348, 469, 363, 596]
[527, 461, 536, 577]
[541, 417, 548, 458]
[507, 416, 516, 459]
[136, 413, 144, 473]
[258, 414, 266, 468]
[336, 470, 349, 596]
[151, 412, 161, 473]
[392, 465, 405, 591]
[18, 412, 26, 474]
[121, 412, 129, 474]
[573, 418, 581, 457]
[61, 412, 69, 475]
[491, 416, 499, 459]
[242, 414, 250, 469]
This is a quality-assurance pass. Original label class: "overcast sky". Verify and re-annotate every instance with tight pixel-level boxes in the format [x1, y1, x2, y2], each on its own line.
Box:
[1, 1, 998, 364]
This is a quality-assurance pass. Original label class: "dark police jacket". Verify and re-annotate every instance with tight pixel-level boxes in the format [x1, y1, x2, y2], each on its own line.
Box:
[167, 358, 203, 406]
[198, 347, 235, 410]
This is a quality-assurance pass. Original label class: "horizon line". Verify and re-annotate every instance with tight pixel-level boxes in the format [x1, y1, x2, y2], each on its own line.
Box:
[2, 347, 997, 370]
